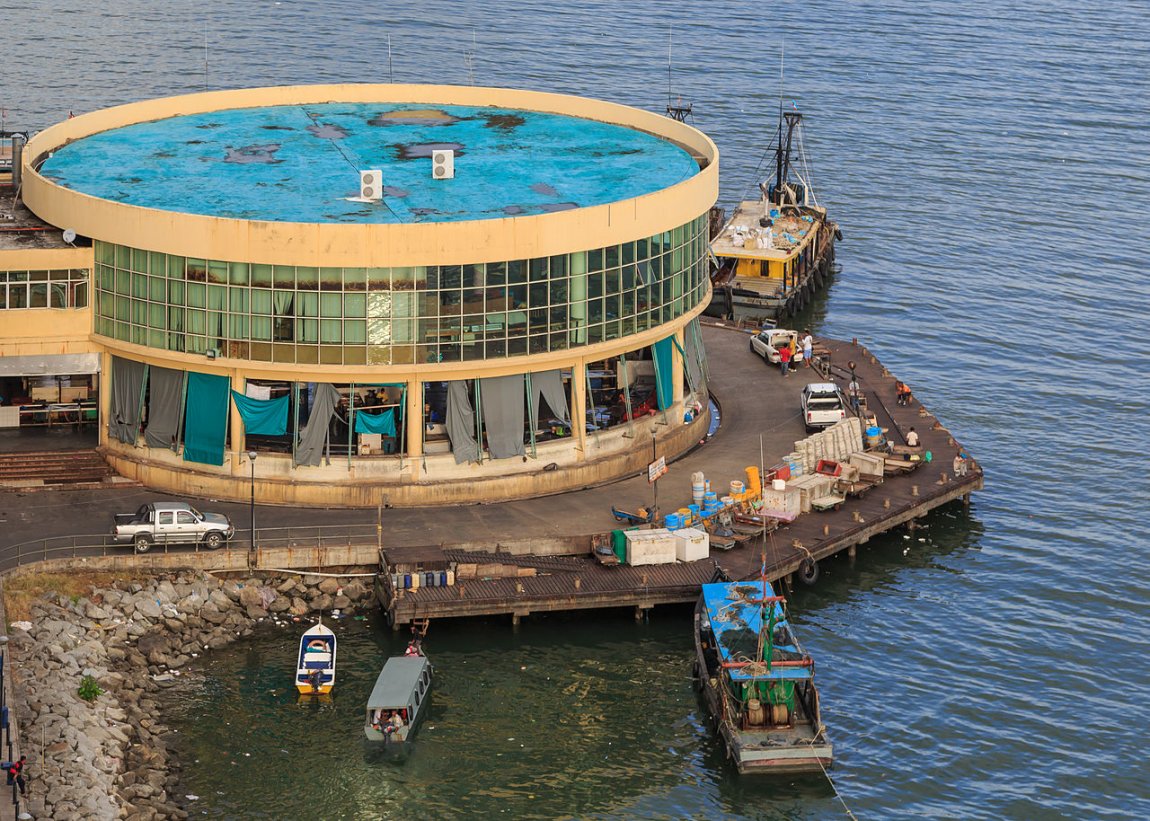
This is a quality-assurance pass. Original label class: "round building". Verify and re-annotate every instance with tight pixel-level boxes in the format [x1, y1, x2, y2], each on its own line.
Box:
[18, 84, 717, 506]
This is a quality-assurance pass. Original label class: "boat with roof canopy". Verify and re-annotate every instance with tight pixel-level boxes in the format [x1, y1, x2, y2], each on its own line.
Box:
[694, 576, 832, 774]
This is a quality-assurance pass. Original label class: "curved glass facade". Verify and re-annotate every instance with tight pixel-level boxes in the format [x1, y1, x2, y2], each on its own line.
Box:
[93, 215, 709, 364]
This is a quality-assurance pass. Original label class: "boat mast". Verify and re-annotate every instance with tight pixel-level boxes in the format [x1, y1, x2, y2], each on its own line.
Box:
[665, 25, 692, 122]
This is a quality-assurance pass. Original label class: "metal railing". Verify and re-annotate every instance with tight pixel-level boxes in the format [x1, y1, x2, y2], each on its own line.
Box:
[0, 523, 382, 571]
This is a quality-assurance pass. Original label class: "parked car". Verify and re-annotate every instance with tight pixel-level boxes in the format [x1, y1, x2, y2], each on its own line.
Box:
[800, 383, 848, 432]
[749, 329, 799, 364]
[112, 502, 234, 553]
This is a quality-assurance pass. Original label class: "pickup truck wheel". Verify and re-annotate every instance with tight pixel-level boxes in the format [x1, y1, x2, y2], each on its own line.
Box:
[204, 532, 224, 550]
[133, 534, 153, 554]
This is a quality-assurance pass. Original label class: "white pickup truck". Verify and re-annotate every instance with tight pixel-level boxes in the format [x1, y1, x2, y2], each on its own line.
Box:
[111, 502, 234, 553]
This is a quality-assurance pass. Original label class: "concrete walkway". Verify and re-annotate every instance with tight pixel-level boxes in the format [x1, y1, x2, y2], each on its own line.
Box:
[0, 325, 971, 556]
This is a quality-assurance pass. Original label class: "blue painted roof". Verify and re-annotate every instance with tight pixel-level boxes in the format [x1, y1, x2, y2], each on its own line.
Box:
[701, 581, 813, 682]
[39, 103, 699, 224]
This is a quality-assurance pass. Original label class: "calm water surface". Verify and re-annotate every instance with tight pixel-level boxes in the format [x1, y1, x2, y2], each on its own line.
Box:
[5, 1, 1148, 817]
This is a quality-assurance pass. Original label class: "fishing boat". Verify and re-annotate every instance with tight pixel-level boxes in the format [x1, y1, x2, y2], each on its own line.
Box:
[707, 107, 841, 324]
[364, 653, 433, 743]
[694, 578, 832, 774]
[295, 621, 336, 695]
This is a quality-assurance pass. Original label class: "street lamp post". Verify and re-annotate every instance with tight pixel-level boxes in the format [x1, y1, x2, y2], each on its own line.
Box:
[247, 450, 258, 550]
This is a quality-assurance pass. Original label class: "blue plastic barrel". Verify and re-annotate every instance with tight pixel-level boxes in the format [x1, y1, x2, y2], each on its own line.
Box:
[440, 571, 448, 586]
[403, 573, 412, 589]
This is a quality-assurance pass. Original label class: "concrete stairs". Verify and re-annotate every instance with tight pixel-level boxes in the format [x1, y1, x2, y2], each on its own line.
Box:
[0, 449, 132, 489]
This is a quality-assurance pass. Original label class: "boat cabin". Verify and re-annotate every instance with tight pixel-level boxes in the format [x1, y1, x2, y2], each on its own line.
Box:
[364, 655, 432, 743]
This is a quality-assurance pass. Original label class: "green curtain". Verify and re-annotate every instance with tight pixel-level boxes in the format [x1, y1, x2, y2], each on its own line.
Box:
[231, 390, 289, 436]
[652, 336, 674, 410]
[354, 408, 397, 436]
[183, 372, 230, 465]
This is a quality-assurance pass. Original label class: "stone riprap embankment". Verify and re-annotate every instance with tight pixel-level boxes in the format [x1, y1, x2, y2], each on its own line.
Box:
[7, 571, 374, 820]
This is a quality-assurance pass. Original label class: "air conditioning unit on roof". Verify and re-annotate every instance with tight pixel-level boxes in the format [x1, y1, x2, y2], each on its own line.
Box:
[432, 150, 454, 180]
[359, 169, 383, 200]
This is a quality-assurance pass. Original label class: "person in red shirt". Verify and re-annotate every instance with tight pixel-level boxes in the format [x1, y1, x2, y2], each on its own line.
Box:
[8, 756, 26, 795]
[779, 344, 792, 377]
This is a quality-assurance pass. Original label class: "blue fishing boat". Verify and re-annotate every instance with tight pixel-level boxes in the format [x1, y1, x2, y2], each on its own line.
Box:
[694, 579, 832, 774]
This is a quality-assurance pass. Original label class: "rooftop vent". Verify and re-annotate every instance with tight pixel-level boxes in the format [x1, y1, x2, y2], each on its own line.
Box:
[432, 150, 454, 180]
[359, 170, 383, 200]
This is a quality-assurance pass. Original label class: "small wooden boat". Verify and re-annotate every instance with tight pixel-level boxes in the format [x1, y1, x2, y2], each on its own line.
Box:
[695, 579, 832, 774]
[295, 621, 336, 695]
[364, 653, 433, 743]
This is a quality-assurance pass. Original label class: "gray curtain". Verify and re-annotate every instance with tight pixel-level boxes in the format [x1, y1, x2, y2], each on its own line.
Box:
[532, 369, 570, 425]
[480, 374, 526, 460]
[686, 319, 708, 389]
[295, 383, 340, 467]
[446, 380, 479, 464]
[110, 356, 147, 444]
[144, 366, 186, 449]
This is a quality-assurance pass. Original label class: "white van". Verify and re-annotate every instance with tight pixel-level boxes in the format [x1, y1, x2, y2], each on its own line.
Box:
[800, 383, 847, 432]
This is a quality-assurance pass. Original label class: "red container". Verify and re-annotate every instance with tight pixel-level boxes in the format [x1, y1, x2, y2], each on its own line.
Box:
[816, 459, 843, 477]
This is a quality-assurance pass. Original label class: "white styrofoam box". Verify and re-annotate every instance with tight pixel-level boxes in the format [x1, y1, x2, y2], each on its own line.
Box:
[761, 486, 801, 516]
[672, 527, 710, 562]
[625, 528, 678, 566]
[0, 406, 19, 428]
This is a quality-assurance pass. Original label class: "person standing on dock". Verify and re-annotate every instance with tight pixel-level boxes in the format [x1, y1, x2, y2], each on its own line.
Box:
[779, 344, 792, 376]
[801, 330, 813, 368]
[847, 377, 861, 413]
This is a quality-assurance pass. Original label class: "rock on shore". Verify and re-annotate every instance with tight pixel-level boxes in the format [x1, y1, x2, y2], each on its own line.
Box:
[7, 571, 374, 820]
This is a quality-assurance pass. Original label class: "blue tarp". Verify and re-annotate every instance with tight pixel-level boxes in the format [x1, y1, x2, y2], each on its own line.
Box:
[183, 372, 230, 466]
[652, 336, 675, 410]
[354, 408, 397, 436]
[701, 582, 812, 682]
[231, 391, 289, 436]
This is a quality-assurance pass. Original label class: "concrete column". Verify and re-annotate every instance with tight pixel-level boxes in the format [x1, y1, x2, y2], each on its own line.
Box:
[672, 325, 686, 406]
[571, 359, 587, 458]
[229, 370, 245, 470]
[568, 251, 587, 347]
[405, 377, 422, 480]
[98, 350, 113, 448]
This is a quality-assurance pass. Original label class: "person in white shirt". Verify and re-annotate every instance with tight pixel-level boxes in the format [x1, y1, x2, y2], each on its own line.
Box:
[801, 331, 813, 367]
[906, 427, 920, 447]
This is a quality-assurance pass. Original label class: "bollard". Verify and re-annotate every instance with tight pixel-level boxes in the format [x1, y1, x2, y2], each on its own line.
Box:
[912, 485, 919, 497]
[822, 524, 830, 536]
[791, 538, 803, 549]
[515, 582, 524, 594]
[574, 577, 581, 590]
[883, 497, 891, 509]
[852, 510, 863, 523]
[940, 472, 949, 483]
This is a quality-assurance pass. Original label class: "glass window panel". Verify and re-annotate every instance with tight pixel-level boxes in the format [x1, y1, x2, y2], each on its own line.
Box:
[227, 262, 249, 285]
[274, 266, 295, 287]
[49, 283, 66, 308]
[297, 267, 319, 290]
[251, 289, 272, 315]
[186, 282, 205, 307]
[507, 284, 527, 309]
[187, 259, 207, 282]
[319, 267, 342, 290]
[205, 260, 227, 283]
[96, 243, 114, 265]
[344, 293, 366, 317]
[130, 248, 147, 271]
[549, 255, 568, 279]
[167, 256, 186, 279]
[367, 268, 390, 288]
[320, 293, 342, 317]
[74, 281, 88, 308]
[320, 319, 342, 344]
[229, 313, 248, 339]
[441, 265, 463, 289]
[149, 253, 166, 276]
[344, 267, 367, 290]
[299, 320, 319, 343]
[342, 319, 365, 342]
[114, 295, 129, 320]
[528, 258, 547, 282]
[251, 316, 272, 341]
[588, 248, 603, 272]
[147, 302, 166, 329]
[146, 275, 165, 302]
[115, 269, 129, 294]
[229, 288, 248, 313]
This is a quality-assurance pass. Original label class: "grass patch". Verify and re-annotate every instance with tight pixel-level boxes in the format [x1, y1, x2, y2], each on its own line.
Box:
[3, 572, 126, 623]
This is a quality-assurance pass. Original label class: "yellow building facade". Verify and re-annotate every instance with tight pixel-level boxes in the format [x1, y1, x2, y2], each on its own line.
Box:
[4, 84, 718, 506]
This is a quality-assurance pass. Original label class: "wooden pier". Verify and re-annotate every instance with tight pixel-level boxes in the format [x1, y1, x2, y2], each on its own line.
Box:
[377, 326, 983, 628]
